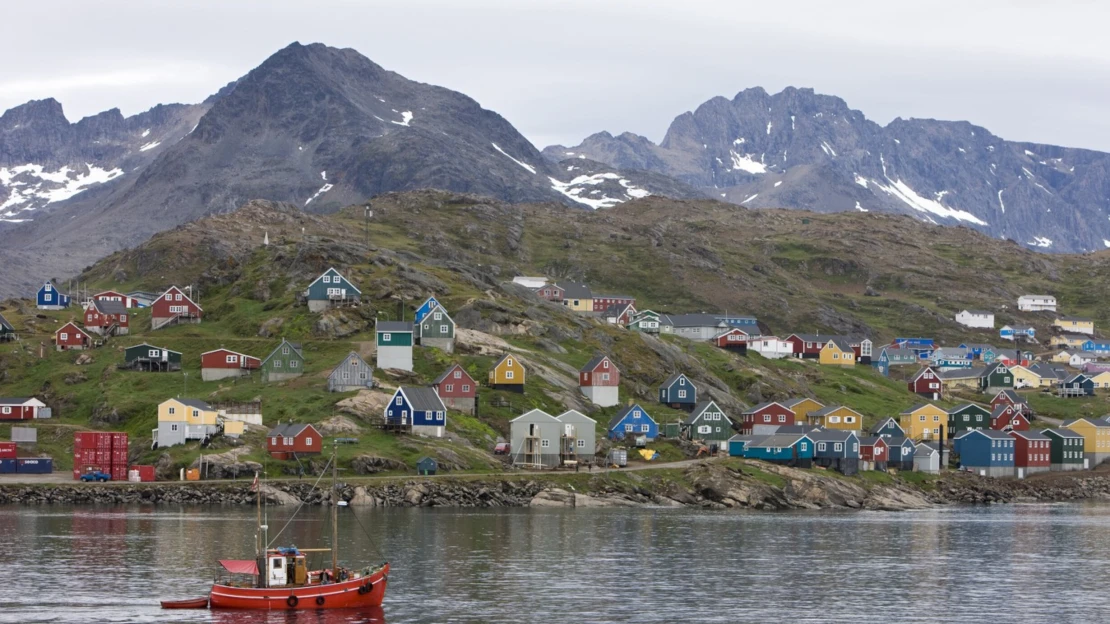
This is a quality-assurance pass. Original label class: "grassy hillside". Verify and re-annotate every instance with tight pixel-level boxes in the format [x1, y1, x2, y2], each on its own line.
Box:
[3, 192, 1110, 475]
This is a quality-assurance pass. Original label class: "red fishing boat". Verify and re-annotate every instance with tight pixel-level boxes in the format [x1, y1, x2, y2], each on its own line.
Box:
[163, 444, 389, 610]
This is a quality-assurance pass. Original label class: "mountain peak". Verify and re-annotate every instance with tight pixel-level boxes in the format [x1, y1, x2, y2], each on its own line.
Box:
[0, 97, 68, 127]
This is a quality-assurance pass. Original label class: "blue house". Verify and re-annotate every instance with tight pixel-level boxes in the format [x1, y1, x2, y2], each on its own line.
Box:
[659, 373, 697, 410]
[809, 430, 861, 475]
[953, 429, 1015, 477]
[36, 281, 70, 310]
[874, 347, 919, 376]
[1000, 325, 1035, 341]
[930, 348, 973, 370]
[607, 404, 658, 440]
[887, 437, 917, 470]
[742, 433, 814, 467]
[959, 343, 996, 361]
[892, 337, 935, 358]
[870, 417, 905, 439]
[414, 295, 442, 325]
[1082, 339, 1110, 355]
[728, 434, 758, 457]
[303, 267, 362, 312]
[383, 386, 449, 438]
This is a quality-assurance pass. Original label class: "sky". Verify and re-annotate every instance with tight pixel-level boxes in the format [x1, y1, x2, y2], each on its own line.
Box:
[4, 0, 1110, 151]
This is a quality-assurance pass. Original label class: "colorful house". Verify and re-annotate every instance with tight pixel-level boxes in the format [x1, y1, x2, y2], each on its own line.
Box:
[603, 303, 636, 326]
[628, 310, 660, 333]
[556, 410, 597, 465]
[489, 354, 526, 393]
[1057, 373, 1095, 398]
[1000, 325, 1035, 341]
[54, 322, 91, 351]
[739, 401, 796, 435]
[786, 333, 837, 359]
[1081, 339, 1110, 355]
[534, 283, 564, 303]
[36, 281, 70, 310]
[888, 437, 917, 471]
[929, 348, 973, 370]
[684, 400, 733, 443]
[978, 362, 1013, 391]
[809, 430, 861, 475]
[713, 328, 750, 353]
[1053, 334, 1091, 350]
[1042, 428, 1086, 471]
[123, 343, 181, 372]
[579, 355, 619, 407]
[559, 282, 594, 312]
[874, 347, 919, 376]
[899, 403, 949, 441]
[303, 267, 361, 312]
[908, 367, 943, 400]
[91, 290, 139, 309]
[859, 436, 889, 470]
[591, 293, 636, 314]
[748, 336, 793, 359]
[818, 337, 856, 366]
[0, 313, 13, 342]
[200, 348, 261, 381]
[83, 299, 129, 336]
[417, 304, 455, 353]
[871, 417, 905, 439]
[990, 404, 1029, 432]
[1017, 295, 1056, 312]
[782, 398, 824, 424]
[155, 398, 219, 449]
[267, 423, 322, 460]
[607, 404, 658, 441]
[1064, 418, 1110, 467]
[413, 296, 442, 325]
[1089, 370, 1110, 390]
[508, 409, 561, 468]
[741, 433, 814, 468]
[376, 321, 414, 371]
[1053, 315, 1094, 336]
[151, 286, 203, 330]
[659, 373, 697, 410]
[660, 313, 757, 341]
[1009, 365, 1049, 390]
[947, 403, 991, 435]
[0, 398, 48, 421]
[959, 343, 996, 361]
[991, 389, 1031, 415]
[327, 352, 375, 392]
[955, 309, 995, 329]
[433, 364, 477, 415]
[953, 429, 1014, 477]
[891, 337, 935, 358]
[936, 368, 983, 392]
[913, 443, 942, 474]
[260, 338, 304, 382]
[808, 405, 864, 431]
[1009, 430, 1051, 477]
[384, 387, 448, 437]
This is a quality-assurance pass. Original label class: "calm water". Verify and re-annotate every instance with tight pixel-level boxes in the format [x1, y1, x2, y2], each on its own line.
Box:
[1, 503, 1109, 623]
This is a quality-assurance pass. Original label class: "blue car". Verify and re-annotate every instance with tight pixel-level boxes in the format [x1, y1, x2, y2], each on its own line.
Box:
[79, 470, 112, 482]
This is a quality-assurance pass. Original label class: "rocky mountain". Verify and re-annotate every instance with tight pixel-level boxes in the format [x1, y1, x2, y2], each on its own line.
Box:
[0, 42, 686, 298]
[544, 87, 1110, 253]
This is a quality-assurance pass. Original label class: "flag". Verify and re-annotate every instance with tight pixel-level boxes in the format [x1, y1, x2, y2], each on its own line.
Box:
[251, 472, 259, 493]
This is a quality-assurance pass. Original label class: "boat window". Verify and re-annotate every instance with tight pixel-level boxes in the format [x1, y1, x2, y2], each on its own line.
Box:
[273, 558, 283, 569]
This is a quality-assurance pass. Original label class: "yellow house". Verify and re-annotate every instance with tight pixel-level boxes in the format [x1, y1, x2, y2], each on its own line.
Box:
[1053, 316, 1094, 335]
[223, 421, 245, 437]
[818, 338, 856, 367]
[1050, 350, 1075, 364]
[1089, 371, 1110, 389]
[1065, 418, 1110, 461]
[899, 403, 948, 441]
[1052, 334, 1089, 349]
[783, 398, 824, 423]
[158, 398, 218, 426]
[489, 354, 526, 391]
[1009, 365, 1051, 389]
[809, 405, 864, 431]
[560, 282, 593, 312]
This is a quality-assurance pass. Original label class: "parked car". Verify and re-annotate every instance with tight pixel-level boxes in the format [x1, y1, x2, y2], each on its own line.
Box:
[493, 442, 510, 455]
[79, 470, 112, 482]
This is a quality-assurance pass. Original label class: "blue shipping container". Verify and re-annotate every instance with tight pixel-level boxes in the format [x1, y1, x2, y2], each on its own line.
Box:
[16, 458, 53, 474]
[0, 459, 16, 474]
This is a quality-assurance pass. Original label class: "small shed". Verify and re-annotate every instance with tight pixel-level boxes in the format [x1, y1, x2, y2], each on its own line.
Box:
[416, 457, 438, 476]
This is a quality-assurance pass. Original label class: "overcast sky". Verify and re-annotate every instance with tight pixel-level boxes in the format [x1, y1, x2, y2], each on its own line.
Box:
[4, 0, 1110, 151]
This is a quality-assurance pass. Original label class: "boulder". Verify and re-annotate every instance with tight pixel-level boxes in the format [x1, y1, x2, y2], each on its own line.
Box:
[335, 390, 392, 422]
[260, 484, 300, 506]
[315, 414, 363, 436]
[74, 353, 94, 366]
[258, 317, 284, 338]
[350, 455, 407, 475]
[349, 486, 378, 507]
[529, 488, 576, 507]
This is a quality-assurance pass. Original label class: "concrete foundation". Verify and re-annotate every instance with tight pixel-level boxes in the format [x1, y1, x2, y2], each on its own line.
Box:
[580, 385, 619, 407]
[441, 396, 475, 415]
[1051, 462, 1084, 471]
[421, 337, 455, 353]
[412, 424, 445, 438]
[377, 346, 413, 371]
[202, 368, 250, 382]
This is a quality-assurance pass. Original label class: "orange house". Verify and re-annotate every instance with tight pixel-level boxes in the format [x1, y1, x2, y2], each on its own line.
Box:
[489, 354, 526, 393]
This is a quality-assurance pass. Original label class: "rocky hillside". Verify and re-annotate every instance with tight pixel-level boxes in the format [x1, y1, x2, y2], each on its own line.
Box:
[544, 87, 1110, 253]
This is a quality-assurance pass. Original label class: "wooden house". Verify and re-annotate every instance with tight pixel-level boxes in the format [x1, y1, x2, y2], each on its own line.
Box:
[607, 403, 657, 441]
[1000, 325, 1035, 341]
[739, 401, 796, 435]
[0, 398, 48, 421]
[126, 290, 159, 308]
[36, 281, 70, 310]
[891, 337, 936, 358]
[1009, 430, 1051, 477]
[713, 328, 750, 353]
[413, 296, 442, 325]
[1053, 334, 1092, 349]
[559, 282, 594, 312]
[433, 364, 477, 415]
[534, 283, 564, 303]
[489, 354, 526, 393]
[200, 348, 261, 381]
[1050, 350, 1075, 364]
[929, 348, 972, 370]
[660, 313, 758, 341]
[947, 403, 991, 435]
[809, 430, 861, 475]
[874, 347, 919, 376]
[91, 290, 139, 309]
[785, 333, 836, 359]
[859, 436, 889, 471]
[266, 423, 322, 460]
[684, 400, 733, 443]
[990, 389, 1030, 415]
[953, 429, 1014, 477]
[260, 338, 304, 382]
[508, 409, 561, 468]
[54, 322, 91, 351]
[1068, 351, 1100, 368]
[818, 337, 856, 366]
[808, 405, 864, 431]
[1064, 418, 1110, 467]
[1042, 427, 1086, 471]
[591, 293, 636, 314]
[1017, 295, 1056, 312]
[384, 387, 448, 437]
[1009, 364, 1049, 389]
[0, 313, 13, 342]
[1053, 315, 1094, 336]
[658, 373, 697, 410]
[417, 304, 455, 353]
[123, 343, 181, 372]
[303, 268, 361, 312]
[908, 367, 943, 400]
[958, 343, 996, 361]
[955, 309, 995, 329]
[888, 437, 917, 471]
[990, 404, 1029, 432]
[782, 398, 824, 424]
[628, 310, 660, 333]
[327, 352, 375, 392]
[579, 355, 619, 407]
[603, 303, 636, 326]
[978, 362, 1013, 391]
[151, 286, 202, 330]
[155, 398, 219, 449]
[1081, 339, 1110, 355]
[748, 336, 793, 359]
[913, 443, 942, 474]
[1089, 370, 1110, 390]
[847, 336, 873, 364]
[1058, 373, 1095, 398]
[871, 417, 905, 439]
[556, 410, 597, 466]
[899, 403, 948, 441]
[83, 299, 129, 336]
[376, 321, 414, 371]
[741, 433, 814, 468]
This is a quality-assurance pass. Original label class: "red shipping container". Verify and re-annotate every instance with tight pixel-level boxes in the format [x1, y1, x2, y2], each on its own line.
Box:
[0, 443, 16, 459]
[97, 434, 112, 450]
[96, 451, 111, 465]
[138, 465, 156, 482]
[74, 432, 97, 450]
[112, 450, 128, 464]
[111, 466, 127, 481]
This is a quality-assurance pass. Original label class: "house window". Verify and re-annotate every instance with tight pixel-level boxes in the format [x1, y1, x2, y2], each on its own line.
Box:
[437, 412, 445, 421]
[433, 312, 442, 321]
[395, 397, 402, 405]
[454, 371, 462, 379]
[274, 361, 282, 368]
[323, 275, 331, 283]
[677, 390, 687, 399]
[778, 415, 786, 423]
[641, 425, 649, 432]
[601, 373, 610, 381]
[175, 294, 182, 301]
[933, 415, 940, 422]
[382, 333, 391, 342]
[1, 407, 9, 415]
[799, 442, 808, 452]
[445, 384, 453, 393]
[168, 407, 176, 415]
[577, 439, 586, 448]
[603, 360, 609, 369]
[305, 437, 312, 446]
[541, 439, 551, 448]
[625, 424, 633, 432]
[834, 443, 843, 451]
[284, 437, 293, 446]
[289, 360, 298, 368]
[282, 346, 289, 355]
[149, 349, 159, 357]
[462, 385, 470, 392]
[818, 442, 827, 451]
[60, 333, 67, 340]
[342, 372, 350, 380]
[271, 437, 277, 445]
[505, 371, 514, 380]
[44, 293, 52, 302]
[170, 424, 178, 432]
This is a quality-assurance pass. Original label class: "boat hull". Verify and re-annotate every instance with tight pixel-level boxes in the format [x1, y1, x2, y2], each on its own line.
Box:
[209, 563, 388, 610]
[161, 598, 209, 609]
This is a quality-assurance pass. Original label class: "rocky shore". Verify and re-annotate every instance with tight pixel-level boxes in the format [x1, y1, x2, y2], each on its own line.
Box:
[2, 461, 1110, 511]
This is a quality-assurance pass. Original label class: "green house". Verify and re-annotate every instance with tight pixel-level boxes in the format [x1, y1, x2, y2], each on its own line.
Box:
[628, 310, 660, 333]
[684, 400, 734, 443]
[0, 312, 14, 342]
[417, 304, 455, 353]
[1042, 428, 1086, 470]
[947, 403, 990, 435]
[261, 338, 304, 382]
[123, 343, 182, 372]
[979, 362, 1013, 391]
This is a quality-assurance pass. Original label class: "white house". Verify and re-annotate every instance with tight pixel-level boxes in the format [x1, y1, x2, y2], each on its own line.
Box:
[955, 309, 995, 329]
[1017, 295, 1056, 312]
[749, 336, 793, 359]
[512, 276, 549, 289]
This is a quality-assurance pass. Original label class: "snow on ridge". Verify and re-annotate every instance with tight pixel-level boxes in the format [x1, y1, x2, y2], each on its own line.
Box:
[1027, 236, 1052, 248]
[791, 115, 795, 130]
[0, 163, 125, 215]
[141, 129, 150, 138]
[1024, 149, 1037, 157]
[997, 189, 1006, 213]
[548, 172, 651, 209]
[729, 151, 767, 174]
[491, 143, 537, 175]
[872, 177, 988, 226]
[853, 174, 868, 189]
[1103, 239, 1110, 248]
[766, 122, 772, 135]
[618, 178, 651, 199]
[391, 111, 414, 127]
[139, 140, 161, 152]
[774, 181, 782, 187]
[820, 141, 837, 157]
[321, 171, 327, 181]
[855, 201, 868, 212]
[741, 193, 758, 204]
[305, 182, 334, 206]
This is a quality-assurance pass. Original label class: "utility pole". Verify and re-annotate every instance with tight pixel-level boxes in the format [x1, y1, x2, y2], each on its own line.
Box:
[364, 203, 372, 248]
[183, 372, 188, 397]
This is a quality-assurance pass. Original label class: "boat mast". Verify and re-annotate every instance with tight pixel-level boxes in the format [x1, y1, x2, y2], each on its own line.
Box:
[255, 470, 261, 557]
[331, 442, 338, 580]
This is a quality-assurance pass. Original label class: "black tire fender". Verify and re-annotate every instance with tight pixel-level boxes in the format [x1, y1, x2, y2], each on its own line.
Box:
[315, 595, 325, 606]
[287, 595, 299, 608]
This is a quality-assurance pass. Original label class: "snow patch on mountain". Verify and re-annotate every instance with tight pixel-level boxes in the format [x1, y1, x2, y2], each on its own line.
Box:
[391, 111, 414, 127]
[729, 151, 767, 174]
[0, 163, 125, 218]
[304, 181, 334, 205]
[1027, 236, 1052, 248]
[548, 172, 650, 209]
[872, 177, 988, 226]
[491, 143, 536, 174]
[139, 141, 161, 152]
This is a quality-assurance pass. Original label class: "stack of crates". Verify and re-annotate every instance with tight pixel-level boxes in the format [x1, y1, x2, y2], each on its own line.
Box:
[73, 432, 129, 481]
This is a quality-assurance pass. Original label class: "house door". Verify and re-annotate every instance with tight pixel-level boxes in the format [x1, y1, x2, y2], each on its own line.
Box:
[1084, 458, 1090, 469]
[401, 410, 408, 425]
[1016, 467, 1025, 479]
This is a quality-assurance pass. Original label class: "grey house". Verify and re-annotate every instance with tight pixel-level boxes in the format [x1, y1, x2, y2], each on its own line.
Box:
[417, 304, 455, 353]
[913, 443, 941, 474]
[155, 398, 219, 449]
[327, 352, 375, 392]
[556, 409, 597, 466]
[659, 313, 759, 341]
[376, 321, 414, 371]
[509, 409, 563, 469]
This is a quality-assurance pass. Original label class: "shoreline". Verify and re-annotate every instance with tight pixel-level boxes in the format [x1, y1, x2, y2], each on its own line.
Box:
[3, 460, 1110, 511]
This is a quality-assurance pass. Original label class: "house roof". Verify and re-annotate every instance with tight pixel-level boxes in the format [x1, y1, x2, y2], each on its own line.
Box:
[399, 387, 447, 412]
[993, 389, 1028, 404]
[870, 417, 903, 434]
[56, 321, 89, 336]
[158, 286, 203, 311]
[91, 299, 127, 315]
[558, 282, 593, 299]
[0, 313, 13, 331]
[770, 424, 821, 434]
[990, 404, 1021, 419]
[810, 405, 861, 418]
[788, 333, 843, 343]
[961, 309, 993, 316]
[1009, 430, 1049, 441]
[662, 373, 691, 388]
[1062, 373, 1092, 384]
[807, 430, 856, 442]
[433, 364, 473, 385]
[932, 347, 971, 359]
[0, 397, 32, 405]
[937, 368, 984, 380]
[743, 401, 789, 414]
[1006, 325, 1035, 332]
[825, 337, 854, 352]
[581, 355, 612, 373]
[859, 436, 886, 446]
[956, 428, 1013, 440]
[492, 353, 522, 370]
[305, 267, 363, 294]
[608, 404, 653, 431]
[332, 351, 371, 372]
[376, 321, 413, 333]
[170, 398, 213, 411]
[556, 409, 596, 425]
[128, 343, 181, 355]
[882, 347, 919, 359]
[201, 348, 257, 359]
[782, 397, 823, 409]
[685, 400, 726, 425]
[509, 408, 559, 423]
[948, 403, 989, 415]
[900, 403, 940, 415]
[886, 436, 916, 448]
[422, 304, 454, 325]
[267, 422, 317, 438]
[748, 433, 810, 449]
[1064, 417, 1110, 428]
[1042, 427, 1084, 439]
[914, 443, 939, 457]
[959, 343, 995, 351]
[262, 339, 303, 364]
[1057, 315, 1092, 322]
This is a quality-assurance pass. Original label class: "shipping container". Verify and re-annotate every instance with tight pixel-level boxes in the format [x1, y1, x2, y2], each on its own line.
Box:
[74, 432, 97, 449]
[74, 449, 97, 465]
[112, 450, 129, 463]
[16, 458, 53, 474]
[111, 466, 128, 481]
[133, 465, 156, 482]
[0, 442, 16, 459]
[0, 459, 16, 474]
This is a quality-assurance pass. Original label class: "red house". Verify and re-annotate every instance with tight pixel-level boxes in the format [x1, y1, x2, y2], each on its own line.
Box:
[990, 404, 1029, 431]
[83, 299, 130, 336]
[433, 364, 477, 414]
[200, 348, 261, 381]
[860, 436, 889, 465]
[714, 328, 750, 353]
[739, 401, 795, 434]
[55, 322, 92, 351]
[1009, 430, 1051, 474]
[534, 284, 564, 303]
[151, 286, 203, 330]
[908, 367, 942, 401]
[266, 423, 322, 460]
[603, 303, 636, 326]
[578, 355, 619, 407]
[991, 389, 1031, 416]
[591, 294, 635, 313]
[785, 334, 836, 359]
[92, 290, 138, 308]
[0, 398, 47, 420]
